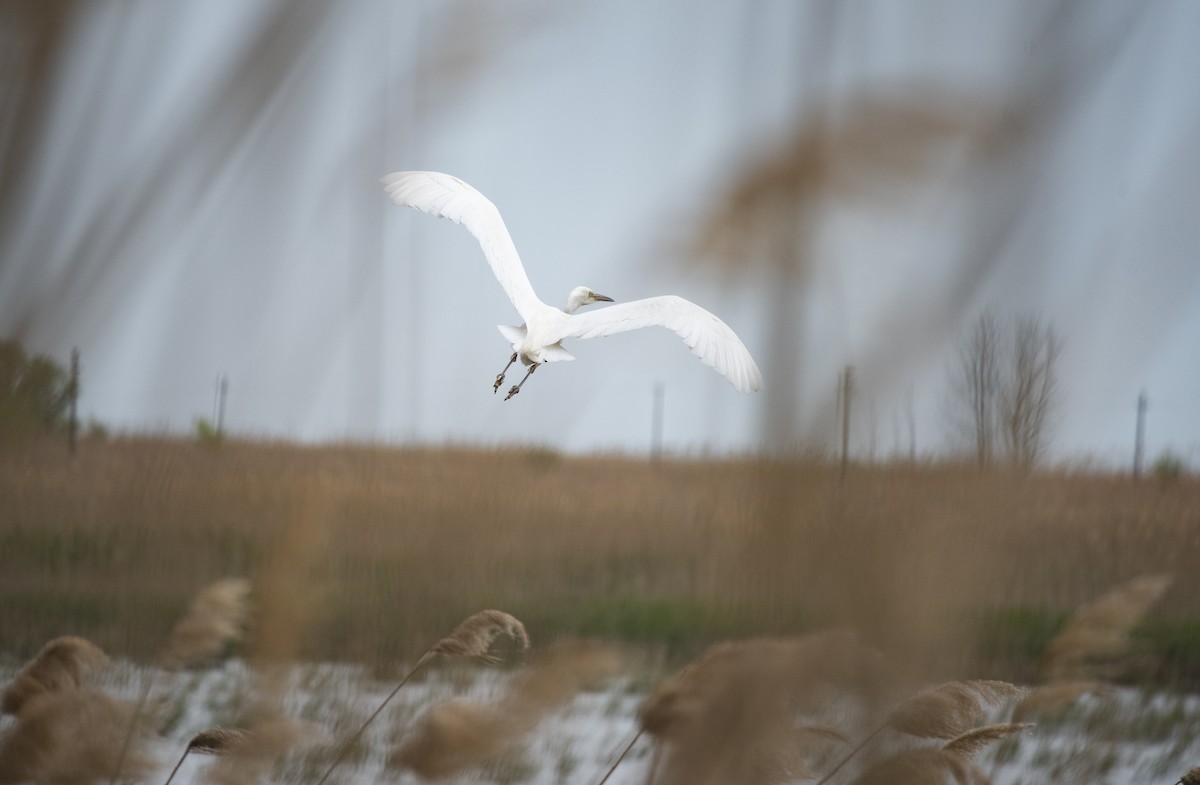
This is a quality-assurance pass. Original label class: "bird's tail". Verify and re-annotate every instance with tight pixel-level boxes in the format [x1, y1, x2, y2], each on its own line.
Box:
[497, 324, 526, 349]
[539, 344, 576, 363]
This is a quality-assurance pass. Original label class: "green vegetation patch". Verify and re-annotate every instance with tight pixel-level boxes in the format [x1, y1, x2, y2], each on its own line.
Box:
[0, 586, 188, 659]
[968, 607, 1200, 687]
[568, 595, 784, 653]
[969, 606, 1068, 660]
[1135, 618, 1200, 689]
[0, 524, 147, 572]
[966, 605, 1068, 681]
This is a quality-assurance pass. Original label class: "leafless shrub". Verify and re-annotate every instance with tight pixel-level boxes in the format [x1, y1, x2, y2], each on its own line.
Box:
[1, 637, 108, 715]
[1038, 574, 1173, 682]
[947, 312, 1061, 470]
[0, 689, 154, 785]
[948, 312, 1002, 469]
[1000, 317, 1060, 470]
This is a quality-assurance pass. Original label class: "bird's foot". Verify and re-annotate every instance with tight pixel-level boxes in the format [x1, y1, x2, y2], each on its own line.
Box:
[494, 353, 518, 394]
[504, 385, 521, 401]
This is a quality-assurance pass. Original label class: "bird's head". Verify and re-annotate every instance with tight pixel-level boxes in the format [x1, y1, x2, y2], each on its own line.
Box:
[564, 286, 614, 314]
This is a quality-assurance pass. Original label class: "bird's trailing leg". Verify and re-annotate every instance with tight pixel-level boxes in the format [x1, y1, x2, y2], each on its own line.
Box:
[494, 353, 518, 394]
[504, 363, 539, 401]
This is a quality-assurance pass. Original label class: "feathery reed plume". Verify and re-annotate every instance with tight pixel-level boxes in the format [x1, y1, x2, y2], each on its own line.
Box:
[430, 609, 531, 663]
[886, 680, 1026, 739]
[393, 641, 619, 780]
[110, 577, 253, 785]
[637, 679, 692, 742]
[389, 699, 508, 779]
[849, 722, 1030, 784]
[1, 636, 108, 715]
[207, 715, 328, 785]
[1178, 765, 1200, 785]
[0, 689, 154, 784]
[941, 722, 1033, 759]
[1011, 680, 1109, 722]
[625, 719, 844, 785]
[846, 748, 989, 785]
[161, 727, 250, 785]
[505, 640, 618, 710]
[186, 726, 250, 755]
[1038, 573, 1172, 682]
[817, 679, 1024, 785]
[639, 631, 882, 785]
[161, 577, 253, 668]
[315, 609, 529, 785]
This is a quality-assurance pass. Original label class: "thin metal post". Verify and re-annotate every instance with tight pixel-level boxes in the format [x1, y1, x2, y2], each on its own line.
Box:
[650, 383, 664, 462]
[214, 374, 228, 438]
[68, 348, 79, 455]
[840, 366, 853, 482]
[1133, 389, 1147, 479]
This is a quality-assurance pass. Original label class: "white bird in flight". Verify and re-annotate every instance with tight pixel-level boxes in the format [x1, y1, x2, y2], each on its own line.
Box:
[380, 171, 763, 399]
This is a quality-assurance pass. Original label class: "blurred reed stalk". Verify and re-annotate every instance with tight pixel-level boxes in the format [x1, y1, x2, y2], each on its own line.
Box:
[315, 609, 528, 785]
[109, 577, 252, 785]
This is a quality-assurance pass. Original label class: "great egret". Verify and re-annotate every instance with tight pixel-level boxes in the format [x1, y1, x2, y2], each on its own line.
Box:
[380, 171, 763, 399]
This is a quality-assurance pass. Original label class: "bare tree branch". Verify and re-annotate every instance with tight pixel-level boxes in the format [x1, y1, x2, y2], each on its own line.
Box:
[948, 312, 1001, 468]
[1001, 316, 1060, 469]
[947, 312, 1060, 469]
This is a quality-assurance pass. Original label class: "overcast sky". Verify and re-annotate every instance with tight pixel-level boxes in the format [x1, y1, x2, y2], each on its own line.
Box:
[1, 0, 1197, 467]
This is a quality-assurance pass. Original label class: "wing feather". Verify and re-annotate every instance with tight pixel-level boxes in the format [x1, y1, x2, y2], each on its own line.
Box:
[380, 171, 543, 321]
[554, 296, 763, 392]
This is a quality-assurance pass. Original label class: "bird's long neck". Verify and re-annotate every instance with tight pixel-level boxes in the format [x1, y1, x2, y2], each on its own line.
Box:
[563, 291, 587, 314]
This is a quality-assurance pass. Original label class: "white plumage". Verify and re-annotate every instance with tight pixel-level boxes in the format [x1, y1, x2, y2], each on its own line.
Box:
[381, 171, 763, 398]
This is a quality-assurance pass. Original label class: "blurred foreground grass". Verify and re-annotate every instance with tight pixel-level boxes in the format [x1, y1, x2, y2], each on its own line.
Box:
[2, 436, 1198, 687]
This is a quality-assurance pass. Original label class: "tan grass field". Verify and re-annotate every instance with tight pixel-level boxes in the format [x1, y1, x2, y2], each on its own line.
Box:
[2, 436, 1198, 687]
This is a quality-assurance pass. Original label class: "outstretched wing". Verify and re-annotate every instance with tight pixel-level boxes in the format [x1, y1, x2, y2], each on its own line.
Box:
[381, 171, 544, 322]
[555, 296, 763, 393]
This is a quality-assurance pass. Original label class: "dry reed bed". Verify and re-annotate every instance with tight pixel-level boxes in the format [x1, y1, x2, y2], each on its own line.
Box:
[1, 437, 1198, 677]
[0, 567, 1197, 783]
[3, 622, 1193, 784]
